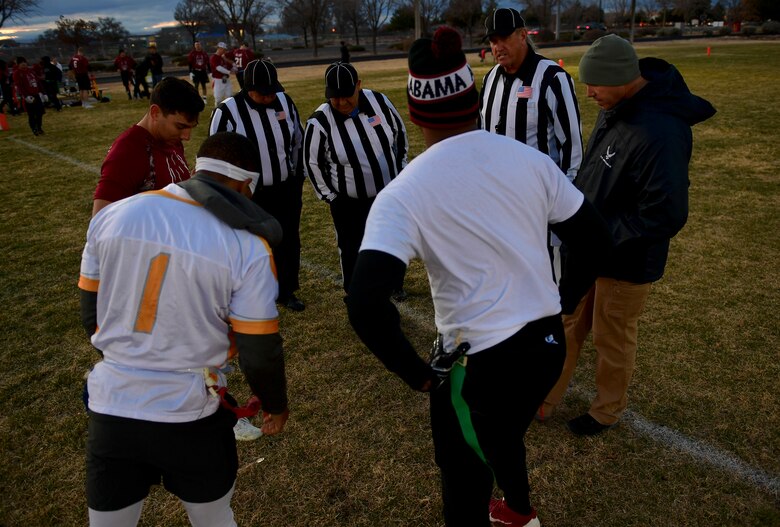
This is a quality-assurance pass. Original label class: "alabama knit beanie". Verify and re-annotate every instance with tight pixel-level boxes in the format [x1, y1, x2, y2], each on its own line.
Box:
[407, 26, 478, 129]
[579, 34, 640, 86]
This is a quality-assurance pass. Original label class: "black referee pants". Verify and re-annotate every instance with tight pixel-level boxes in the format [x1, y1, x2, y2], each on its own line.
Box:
[253, 176, 304, 300]
[329, 196, 374, 293]
[430, 315, 565, 526]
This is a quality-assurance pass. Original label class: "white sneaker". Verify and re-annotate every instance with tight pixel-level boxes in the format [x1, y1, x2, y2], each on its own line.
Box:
[233, 417, 262, 441]
[202, 95, 208, 102]
[83, 103, 93, 109]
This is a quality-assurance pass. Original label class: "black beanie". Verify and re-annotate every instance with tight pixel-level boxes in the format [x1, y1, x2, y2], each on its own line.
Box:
[407, 27, 478, 129]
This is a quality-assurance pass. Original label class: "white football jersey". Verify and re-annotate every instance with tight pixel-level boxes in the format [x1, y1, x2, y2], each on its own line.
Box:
[361, 130, 583, 354]
[79, 184, 279, 422]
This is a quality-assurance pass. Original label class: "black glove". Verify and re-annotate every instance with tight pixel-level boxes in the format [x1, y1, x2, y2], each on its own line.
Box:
[428, 335, 470, 388]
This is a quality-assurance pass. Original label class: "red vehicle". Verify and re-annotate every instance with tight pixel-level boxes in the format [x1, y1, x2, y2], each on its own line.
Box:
[576, 21, 607, 33]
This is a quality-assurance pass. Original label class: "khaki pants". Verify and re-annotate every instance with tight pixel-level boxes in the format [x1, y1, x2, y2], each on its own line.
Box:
[543, 277, 651, 425]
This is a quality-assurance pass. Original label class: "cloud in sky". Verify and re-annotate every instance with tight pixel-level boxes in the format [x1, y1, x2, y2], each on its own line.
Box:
[0, 0, 182, 41]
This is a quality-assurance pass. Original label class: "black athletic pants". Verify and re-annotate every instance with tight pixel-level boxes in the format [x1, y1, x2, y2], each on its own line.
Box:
[430, 315, 566, 526]
[253, 176, 304, 300]
[22, 96, 44, 133]
[328, 195, 374, 293]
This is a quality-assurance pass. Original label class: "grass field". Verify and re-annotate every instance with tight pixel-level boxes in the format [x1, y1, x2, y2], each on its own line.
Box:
[0, 38, 778, 526]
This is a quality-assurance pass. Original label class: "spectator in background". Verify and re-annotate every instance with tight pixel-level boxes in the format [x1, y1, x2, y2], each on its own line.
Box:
[0, 59, 19, 115]
[68, 48, 92, 109]
[340, 41, 350, 63]
[188, 40, 210, 102]
[146, 43, 164, 87]
[40, 56, 62, 111]
[231, 42, 255, 90]
[114, 49, 137, 100]
[13, 56, 46, 135]
[134, 56, 151, 99]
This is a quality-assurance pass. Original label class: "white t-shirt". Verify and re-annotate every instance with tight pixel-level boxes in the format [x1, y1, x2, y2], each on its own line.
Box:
[79, 184, 279, 422]
[360, 130, 583, 354]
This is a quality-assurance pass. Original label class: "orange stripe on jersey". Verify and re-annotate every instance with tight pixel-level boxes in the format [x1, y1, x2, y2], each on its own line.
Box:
[78, 275, 100, 292]
[134, 253, 171, 333]
[230, 318, 279, 335]
[258, 236, 277, 279]
[144, 189, 202, 207]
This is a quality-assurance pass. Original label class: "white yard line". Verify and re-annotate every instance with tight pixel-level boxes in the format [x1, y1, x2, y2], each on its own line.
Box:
[16, 138, 780, 498]
[8, 136, 101, 176]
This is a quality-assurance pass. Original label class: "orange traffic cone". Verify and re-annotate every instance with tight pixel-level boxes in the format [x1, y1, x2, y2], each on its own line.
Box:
[558, 58, 565, 67]
[0, 113, 9, 131]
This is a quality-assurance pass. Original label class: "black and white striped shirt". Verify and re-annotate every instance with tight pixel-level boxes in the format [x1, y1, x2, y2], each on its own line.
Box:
[304, 89, 408, 201]
[209, 91, 303, 186]
[479, 50, 583, 181]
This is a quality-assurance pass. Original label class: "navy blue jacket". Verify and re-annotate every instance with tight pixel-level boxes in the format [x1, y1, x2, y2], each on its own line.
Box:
[575, 57, 716, 283]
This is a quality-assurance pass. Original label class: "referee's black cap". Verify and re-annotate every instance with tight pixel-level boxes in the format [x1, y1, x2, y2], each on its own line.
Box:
[325, 62, 358, 98]
[244, 59, 284, 96]
[483, 8, 526, 41]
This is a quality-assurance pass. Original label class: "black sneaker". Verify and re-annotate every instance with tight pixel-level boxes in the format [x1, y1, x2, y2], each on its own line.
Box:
[567, 413, 616, 436]
[37, 128, 44, 135]
[278, 294, 305, 312]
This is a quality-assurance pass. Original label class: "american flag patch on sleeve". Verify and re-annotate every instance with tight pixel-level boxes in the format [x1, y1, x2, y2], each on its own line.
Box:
[276, 111, 286, 120]
[368, 115, 382, 127]
[517, 86, 533, 99]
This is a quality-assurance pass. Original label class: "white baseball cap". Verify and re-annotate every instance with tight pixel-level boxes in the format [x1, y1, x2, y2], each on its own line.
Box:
[217, 42, 227, 49]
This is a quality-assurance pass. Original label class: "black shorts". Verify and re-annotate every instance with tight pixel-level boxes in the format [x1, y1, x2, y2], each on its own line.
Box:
[192, 70, 209, 86]
[86, 407, 238, 511]
[76, 73, 91, 91]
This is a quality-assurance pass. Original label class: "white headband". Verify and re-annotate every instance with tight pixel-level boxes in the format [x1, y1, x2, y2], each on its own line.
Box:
[195, 157, 260, 194]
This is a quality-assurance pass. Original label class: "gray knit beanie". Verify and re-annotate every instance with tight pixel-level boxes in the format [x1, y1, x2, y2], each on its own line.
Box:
[579, 34, 640, 86]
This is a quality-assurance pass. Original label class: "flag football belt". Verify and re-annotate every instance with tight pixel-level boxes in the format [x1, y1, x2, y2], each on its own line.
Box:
[202, 367, 261, 419]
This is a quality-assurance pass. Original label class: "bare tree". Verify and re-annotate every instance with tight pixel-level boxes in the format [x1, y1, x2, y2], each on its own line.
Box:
[95, 17, 129, 57]
[246, 1, 274, 49]
[175, 0, 211, 44]
[334, 0, 362, 45]
[202, 0, 272, 43]
[363, 0, 395, 53]
[56, 16, 97, 50]
[445, 0, 483, 44]
[0, 0, 39, 30]
[279, 0, 311, 47]
[418, 0, 447, 34]
[277, 0, 333, 57]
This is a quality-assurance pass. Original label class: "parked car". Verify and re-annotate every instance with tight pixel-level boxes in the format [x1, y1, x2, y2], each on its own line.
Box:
[576, 21, 607, 33]
[527, 27, 541, 36]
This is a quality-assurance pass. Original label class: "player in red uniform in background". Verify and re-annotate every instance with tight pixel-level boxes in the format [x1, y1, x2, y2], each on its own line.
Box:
[114, 49, 137, 100]
[188, 41, 210, 102]
[210, 42, 235, 107]
[69, 48, 92, 109]
[231, 42, 255, 90]
[92, 77, 205, 216]
[13, 56, 45, 135]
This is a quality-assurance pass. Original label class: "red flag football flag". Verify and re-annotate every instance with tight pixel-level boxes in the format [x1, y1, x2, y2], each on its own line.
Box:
[0, 113, 9, 131]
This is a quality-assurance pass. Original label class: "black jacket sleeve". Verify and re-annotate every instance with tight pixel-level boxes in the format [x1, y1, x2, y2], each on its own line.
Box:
[79, 289, 103, 358]
[346, 250, 434, 391]
[551, 199, 613, 314]
[234, 332, 288, 414]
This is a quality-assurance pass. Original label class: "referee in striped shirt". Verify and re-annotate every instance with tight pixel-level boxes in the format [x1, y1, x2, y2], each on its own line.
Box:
[479, 8, 583, 183]
[210, 59, 306, 312]
[304, 62, 409, 296]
